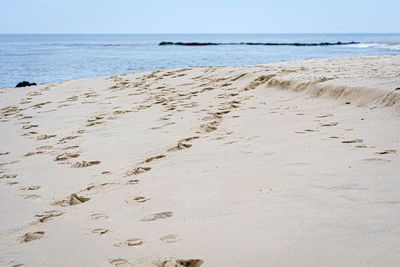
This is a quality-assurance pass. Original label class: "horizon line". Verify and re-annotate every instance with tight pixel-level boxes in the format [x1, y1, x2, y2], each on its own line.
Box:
[1, 32, 400, 35]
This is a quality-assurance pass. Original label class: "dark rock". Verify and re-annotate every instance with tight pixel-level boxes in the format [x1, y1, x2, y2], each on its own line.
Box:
[16, 81, 37, 88]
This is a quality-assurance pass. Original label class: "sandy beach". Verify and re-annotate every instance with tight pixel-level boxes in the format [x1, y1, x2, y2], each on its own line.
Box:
[0, 55, 399, 266]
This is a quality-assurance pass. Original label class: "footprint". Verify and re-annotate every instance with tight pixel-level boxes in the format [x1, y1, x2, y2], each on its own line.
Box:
[316, 114, 333, 118]
[320, 122, 338, 127]
[59, 136, 79, 143]
[127, 179, 140, 185]
[125, 167, 151, 176]
[375, 150, 397, 155]
[22, 124, 38, 130]
[134, 196, 149, 203]
[160, 234, 180, 243]
[141, 211, 173, 221]
[69, 193, 90, 205]
[71, 160, 101, 168]
[364, 158, 391, 162]
[1, 174, 18, 179]
[92, 228, 109, 235]
[21, 231, 45, 243]
[342, 139, 363, 144]
[159, 259, 203, 267]
[168, 141, 192, 152]
[55, 153, 80, 161]
[32, 102, 51, 109]
[91, 213, 109, 220]
[24, 151, 43, 157]
[35, 210, 64, 223]
[180, 136, 199, 142]
[109, 258, 130, 266]
[37, 134, 56, 140]
[23, 194, 40, 199]
[144, 154, 166, 163]
[37, 145, 52, 150]
[114, 238, 145, 247]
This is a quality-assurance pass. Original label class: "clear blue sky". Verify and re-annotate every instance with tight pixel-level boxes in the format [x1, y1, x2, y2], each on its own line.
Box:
[1, 0, 399, 33]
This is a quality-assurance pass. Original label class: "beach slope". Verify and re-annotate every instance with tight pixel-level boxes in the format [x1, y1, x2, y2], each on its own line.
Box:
[0, 55, 400, 266]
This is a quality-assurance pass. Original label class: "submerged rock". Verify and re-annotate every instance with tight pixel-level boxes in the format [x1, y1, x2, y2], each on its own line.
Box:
[16, 81, 37, 88]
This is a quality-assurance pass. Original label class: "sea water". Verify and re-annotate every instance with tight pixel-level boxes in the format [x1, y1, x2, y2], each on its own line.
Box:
[0, 33, 399, 88]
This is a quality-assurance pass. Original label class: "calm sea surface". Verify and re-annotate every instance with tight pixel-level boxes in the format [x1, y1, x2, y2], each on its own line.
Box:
[0, 34, 399, 88]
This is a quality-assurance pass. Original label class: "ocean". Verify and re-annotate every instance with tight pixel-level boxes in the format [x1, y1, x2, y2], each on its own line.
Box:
[0, 33, 399, 88]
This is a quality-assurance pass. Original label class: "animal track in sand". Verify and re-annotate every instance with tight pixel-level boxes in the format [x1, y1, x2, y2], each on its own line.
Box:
[92, 228, 109, 235]
[126, 167, 151, 176]
[141, 211, 173, 221]
[37, 134, 56, 140]
[91, 213, 109, 220]
[35, 210, 64, 223]
[160, 234, 180, 243]
[71, 160, 101, 168]
[21, 231, 45, 243]
[158, 259, 204, 267]
[114, 238, 145, 247]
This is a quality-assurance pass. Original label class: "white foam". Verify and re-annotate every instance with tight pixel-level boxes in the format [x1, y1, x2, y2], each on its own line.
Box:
[347, 42, 400, 51]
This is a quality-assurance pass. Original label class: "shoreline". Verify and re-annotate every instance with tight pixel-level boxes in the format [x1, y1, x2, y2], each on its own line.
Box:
[1, 55, 399, 266]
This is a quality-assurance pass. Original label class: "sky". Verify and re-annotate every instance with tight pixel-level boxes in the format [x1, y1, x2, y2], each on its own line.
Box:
[0, 0, 399, 34]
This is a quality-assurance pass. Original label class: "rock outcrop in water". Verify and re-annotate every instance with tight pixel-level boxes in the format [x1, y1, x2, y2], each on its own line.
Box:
[16, 81, 37, 88]
[159, 41, 360, 46]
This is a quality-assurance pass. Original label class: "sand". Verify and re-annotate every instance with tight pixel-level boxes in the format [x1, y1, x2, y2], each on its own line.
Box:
[0, 55, 399, 267]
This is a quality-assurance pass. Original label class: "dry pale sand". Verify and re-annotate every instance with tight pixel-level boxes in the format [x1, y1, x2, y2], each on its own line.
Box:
[0, 55, 400, 267]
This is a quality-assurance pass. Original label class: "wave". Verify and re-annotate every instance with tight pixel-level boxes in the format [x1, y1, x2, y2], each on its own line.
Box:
[346, 42, 400, 51]
[159, 41, 360, 46]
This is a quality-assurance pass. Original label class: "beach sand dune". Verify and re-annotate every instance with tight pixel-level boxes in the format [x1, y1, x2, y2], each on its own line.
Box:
[0, 55, 399, 266]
